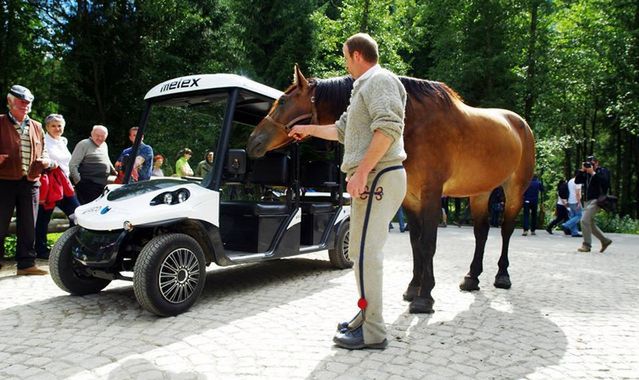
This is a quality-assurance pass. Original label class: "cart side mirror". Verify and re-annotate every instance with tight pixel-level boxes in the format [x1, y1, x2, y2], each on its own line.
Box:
[224, 149, 247, 179]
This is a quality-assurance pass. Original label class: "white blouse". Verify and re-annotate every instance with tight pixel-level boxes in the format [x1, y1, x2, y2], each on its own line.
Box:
[45, 134, 72, 177]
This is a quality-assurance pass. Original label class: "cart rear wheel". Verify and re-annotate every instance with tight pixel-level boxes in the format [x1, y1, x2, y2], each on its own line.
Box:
[329, 220, 352, 269]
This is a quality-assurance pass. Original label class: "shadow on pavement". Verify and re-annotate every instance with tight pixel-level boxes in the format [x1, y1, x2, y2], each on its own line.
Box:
[308, 291, 568, 379]
[0, 257, 346, 379]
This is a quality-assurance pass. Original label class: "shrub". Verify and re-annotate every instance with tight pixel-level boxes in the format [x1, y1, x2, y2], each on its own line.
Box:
[2, 233, 63, 259]
[595, 213, 639, 234]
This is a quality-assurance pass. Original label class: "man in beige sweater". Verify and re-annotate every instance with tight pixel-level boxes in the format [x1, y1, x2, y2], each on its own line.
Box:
[289, 33, 407, 349]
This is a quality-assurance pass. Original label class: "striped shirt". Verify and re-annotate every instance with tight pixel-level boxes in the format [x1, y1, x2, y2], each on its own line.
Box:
[8, 113, 49, 175]
[15, 118, 31, 175]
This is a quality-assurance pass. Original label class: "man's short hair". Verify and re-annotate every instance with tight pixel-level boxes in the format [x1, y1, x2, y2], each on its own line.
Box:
[129, 126, 139, 134]
[92, 125, 108, 134]
[345, 33, 379, 63]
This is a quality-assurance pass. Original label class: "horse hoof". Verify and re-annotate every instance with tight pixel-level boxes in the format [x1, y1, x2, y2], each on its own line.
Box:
[409, 297, 434, 314]
[459, 275, 480, 291]
[402, 286, 420, 302]
[494, 274, 512, 289]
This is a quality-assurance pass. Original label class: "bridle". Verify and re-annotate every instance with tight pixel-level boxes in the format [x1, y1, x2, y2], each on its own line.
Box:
[264, 89, 319, 133]
[263, 112, 313, 133]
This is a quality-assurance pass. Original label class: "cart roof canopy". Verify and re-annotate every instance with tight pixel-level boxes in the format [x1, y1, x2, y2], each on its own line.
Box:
[145, 74, 284, 125]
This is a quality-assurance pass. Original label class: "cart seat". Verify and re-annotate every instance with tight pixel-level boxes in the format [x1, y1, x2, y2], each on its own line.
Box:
[220, 200, 289, 216]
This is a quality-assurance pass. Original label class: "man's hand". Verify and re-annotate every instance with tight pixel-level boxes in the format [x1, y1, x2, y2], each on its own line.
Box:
[134, 156, 145, 169]
[347, 170, 369, 199]
[288, 125, 314, 141]
[0, 154, 8, 165]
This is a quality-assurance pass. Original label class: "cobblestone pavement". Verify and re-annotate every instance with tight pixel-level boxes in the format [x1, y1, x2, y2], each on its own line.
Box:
[0, 226, 638, 379]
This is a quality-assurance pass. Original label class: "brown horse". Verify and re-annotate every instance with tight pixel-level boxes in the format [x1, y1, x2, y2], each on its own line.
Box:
[247, 66, 535, 313]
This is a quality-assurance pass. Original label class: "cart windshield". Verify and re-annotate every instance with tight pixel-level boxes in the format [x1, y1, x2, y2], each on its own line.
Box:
[143, 93, 227, 180]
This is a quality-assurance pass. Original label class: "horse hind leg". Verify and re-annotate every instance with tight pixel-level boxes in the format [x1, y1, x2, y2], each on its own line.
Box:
[402, 205, 423, 302]
[494, 178, 526, 289]
[459, 192, 491, 291]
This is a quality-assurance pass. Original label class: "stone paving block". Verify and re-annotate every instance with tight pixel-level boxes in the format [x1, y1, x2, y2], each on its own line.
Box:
[1, 229, 638, 378]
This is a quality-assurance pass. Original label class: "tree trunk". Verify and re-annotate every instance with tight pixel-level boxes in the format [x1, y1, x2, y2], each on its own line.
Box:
[589, 101, 597, 154]
[359, 0, 370, 33]
[524, 0, 540, 124]
[0, 0, 7, 89]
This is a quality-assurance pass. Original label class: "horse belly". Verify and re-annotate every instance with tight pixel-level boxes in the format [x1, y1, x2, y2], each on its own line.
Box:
[442, 112, 523, 196]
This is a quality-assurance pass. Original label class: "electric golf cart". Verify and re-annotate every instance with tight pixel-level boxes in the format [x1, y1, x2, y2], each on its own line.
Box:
[50, 74, 352, 316]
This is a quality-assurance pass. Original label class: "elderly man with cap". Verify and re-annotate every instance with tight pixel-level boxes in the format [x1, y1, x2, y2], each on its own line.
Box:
[0, 85, 51, 275]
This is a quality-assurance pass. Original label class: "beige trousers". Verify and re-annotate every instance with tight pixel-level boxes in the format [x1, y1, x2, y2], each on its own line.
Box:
[580, 199, 608, 246]
[346, 163, 406, 343]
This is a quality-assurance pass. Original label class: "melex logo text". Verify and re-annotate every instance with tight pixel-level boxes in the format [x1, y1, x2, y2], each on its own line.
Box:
[160, 78, 201, 92]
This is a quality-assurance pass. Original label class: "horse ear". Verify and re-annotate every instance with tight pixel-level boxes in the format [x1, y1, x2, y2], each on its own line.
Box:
[293, 64, 309, 89]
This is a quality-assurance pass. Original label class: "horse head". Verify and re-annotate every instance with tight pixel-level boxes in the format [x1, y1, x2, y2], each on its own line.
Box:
[247, 65, 315, 158]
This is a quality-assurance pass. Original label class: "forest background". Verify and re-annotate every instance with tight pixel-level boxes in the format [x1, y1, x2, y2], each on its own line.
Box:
[1, 0, 638, 227]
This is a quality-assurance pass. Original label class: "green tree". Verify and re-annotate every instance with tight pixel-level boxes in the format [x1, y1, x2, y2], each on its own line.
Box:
[309, 0, 414, 78]
[39, 0, 244, 159]
[228, 0, 317, 89]
[0, 0, 54, 120]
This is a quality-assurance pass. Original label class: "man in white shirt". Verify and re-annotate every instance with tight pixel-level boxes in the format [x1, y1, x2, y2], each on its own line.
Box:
[561, 170, 582, 237]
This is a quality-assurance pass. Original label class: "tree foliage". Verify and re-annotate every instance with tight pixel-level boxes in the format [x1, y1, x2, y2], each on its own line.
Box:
[3, 0, 637, 217]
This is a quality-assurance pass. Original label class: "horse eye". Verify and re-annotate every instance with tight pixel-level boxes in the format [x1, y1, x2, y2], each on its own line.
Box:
[279, 96, 286, 106]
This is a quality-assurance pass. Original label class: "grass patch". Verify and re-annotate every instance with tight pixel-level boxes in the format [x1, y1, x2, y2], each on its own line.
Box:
[1, 233, 63, 259]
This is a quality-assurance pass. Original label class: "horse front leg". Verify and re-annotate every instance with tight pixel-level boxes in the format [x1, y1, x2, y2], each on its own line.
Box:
[407, 193, 442, 314]
[460, 193, 491, 291]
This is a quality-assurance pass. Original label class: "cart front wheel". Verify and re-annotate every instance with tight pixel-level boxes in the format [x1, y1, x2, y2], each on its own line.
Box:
[134, 233, 206, 316]
[50, 226, 112, 295]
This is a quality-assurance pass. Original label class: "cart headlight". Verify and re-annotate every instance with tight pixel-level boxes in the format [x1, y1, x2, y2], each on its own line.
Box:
[150, 189, 191, 205]
[177, 189, 189, 203]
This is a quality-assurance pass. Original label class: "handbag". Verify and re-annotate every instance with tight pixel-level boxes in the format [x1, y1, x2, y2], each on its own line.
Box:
[596, 194, 617, 212]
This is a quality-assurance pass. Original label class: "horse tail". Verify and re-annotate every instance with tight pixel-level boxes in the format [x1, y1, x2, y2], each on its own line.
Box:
[500, 112, 536, 234]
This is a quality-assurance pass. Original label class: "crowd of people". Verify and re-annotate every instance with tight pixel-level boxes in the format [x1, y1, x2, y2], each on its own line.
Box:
[403, 156, 614, 256]
[526, 156, 613, 253]
[0, 84, 214, 274]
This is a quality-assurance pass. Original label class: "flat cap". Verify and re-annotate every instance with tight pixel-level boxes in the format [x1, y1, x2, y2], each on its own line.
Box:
[9, 85, 34, 102]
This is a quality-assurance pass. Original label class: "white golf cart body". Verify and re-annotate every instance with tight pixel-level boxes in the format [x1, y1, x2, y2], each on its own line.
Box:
[51, 74, 352, 316]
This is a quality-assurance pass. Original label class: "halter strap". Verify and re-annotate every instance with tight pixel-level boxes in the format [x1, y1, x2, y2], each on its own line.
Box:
[265, 112, 313, 133]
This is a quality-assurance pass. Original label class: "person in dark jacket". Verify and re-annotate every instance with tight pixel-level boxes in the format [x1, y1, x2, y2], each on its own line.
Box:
[575, 160, 612, 253]
[546, 179, 569, 234]
[0, 85, 50, 275]
[489, 187, 505, 227]
[195, 150, 214, 178]
[522, 174, 544, 236]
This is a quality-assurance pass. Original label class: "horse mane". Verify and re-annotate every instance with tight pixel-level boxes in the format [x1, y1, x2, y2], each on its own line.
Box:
[309, 75, 460, 118]
[310, 76, 354, 120]
[399, 76, 462, 107]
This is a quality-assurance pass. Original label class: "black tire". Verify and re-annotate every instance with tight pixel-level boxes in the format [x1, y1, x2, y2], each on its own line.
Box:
[329, 219, 352, 269]
[133, 233, 206, 316]
[50, 226, 112, 295]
